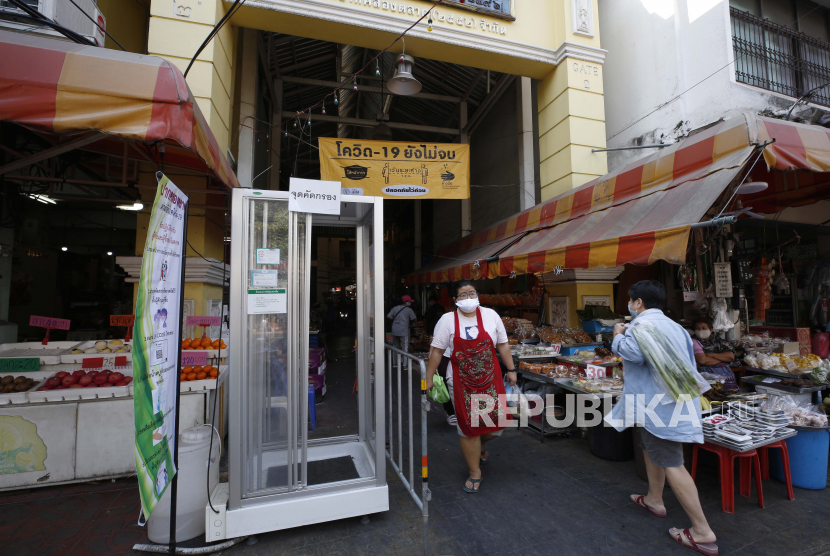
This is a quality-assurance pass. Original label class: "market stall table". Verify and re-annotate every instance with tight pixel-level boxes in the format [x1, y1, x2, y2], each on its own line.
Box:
[0, 363, 228, 491]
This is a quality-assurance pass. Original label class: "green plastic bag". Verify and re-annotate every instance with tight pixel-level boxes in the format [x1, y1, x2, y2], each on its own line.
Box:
[428, 375, 450, 404]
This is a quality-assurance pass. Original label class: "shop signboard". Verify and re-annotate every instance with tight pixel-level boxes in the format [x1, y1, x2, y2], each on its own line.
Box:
[289, 177, 341, 215]
[318, 138, 470, 199]
[132, 173, 188, 520]
[713, 263, 733, 298]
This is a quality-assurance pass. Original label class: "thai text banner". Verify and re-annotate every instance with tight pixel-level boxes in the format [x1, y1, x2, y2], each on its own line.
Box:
[318, 138, 470, 199]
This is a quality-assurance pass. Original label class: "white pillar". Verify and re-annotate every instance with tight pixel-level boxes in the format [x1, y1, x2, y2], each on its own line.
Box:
[459, 101, 471, 237]
[237, 28, 258, 188]
[517, 76, 536, 210]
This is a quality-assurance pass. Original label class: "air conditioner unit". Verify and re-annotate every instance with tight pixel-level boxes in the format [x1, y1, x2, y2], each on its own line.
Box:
[0, 0, 106, 46]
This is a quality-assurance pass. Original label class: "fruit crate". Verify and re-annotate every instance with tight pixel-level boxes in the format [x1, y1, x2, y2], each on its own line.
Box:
[60, 340, 132, 364]
[27, 363, 134, 403]
[180, 365, 227, 393]
[0, 371, 54, 405]
[0, 341, 81, 365]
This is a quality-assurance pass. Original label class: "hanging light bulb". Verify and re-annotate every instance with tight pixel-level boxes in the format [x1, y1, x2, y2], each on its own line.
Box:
[334, 96, 339, 106]
[293, 120, 297, 128]
[353, 76, 358, 92]
[375, 60, 381, 77]
[428, 16, 433, 31]
[322, 103, 326, 115]
[307, 115, 311, 127]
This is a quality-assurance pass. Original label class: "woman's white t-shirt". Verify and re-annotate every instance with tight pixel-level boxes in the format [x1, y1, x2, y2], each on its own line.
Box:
[430, 307, 508, 385]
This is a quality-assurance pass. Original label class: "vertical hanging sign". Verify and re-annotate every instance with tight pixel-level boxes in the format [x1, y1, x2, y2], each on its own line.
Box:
[132, 174, 188, 520]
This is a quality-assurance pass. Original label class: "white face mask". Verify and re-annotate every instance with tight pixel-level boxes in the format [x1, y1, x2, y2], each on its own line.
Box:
[456, 298, 480, 313]
[696, 330, 711, 340]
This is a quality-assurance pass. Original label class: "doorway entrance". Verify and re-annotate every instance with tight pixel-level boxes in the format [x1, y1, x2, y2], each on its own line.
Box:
[223, 189, 385, 538]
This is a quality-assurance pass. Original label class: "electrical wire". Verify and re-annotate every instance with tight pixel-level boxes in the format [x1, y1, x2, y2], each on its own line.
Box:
[184, 0, 246, 78]
[67, 0, 126, 51]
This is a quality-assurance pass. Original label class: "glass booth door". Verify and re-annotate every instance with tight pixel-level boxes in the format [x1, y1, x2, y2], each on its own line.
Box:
[229, 190, 385, 510]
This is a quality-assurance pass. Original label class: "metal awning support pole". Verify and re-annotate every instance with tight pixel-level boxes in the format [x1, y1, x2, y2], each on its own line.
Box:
[591, 144, 671, 153]
[691, 216, 738, 228]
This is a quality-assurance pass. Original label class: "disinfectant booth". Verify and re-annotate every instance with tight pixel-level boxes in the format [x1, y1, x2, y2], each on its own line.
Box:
[207, 188, 387, 539]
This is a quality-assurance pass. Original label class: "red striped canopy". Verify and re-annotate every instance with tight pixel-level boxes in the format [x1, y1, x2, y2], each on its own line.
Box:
[0, 30, 238, 189]
[407, 113, 830, 284]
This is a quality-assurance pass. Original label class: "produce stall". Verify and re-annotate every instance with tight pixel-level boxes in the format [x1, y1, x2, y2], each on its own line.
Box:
[0, 360, 228, 491]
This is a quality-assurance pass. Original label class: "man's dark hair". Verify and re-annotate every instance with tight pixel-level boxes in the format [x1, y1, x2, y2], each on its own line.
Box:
[691, 315, 714, 329]
[628, 280, 665, 311]
[453, 280, 475, 296]
[429, 294, 439, 303]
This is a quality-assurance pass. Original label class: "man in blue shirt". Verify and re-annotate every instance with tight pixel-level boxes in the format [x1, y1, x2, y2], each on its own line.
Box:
[608, 281, 717, 556]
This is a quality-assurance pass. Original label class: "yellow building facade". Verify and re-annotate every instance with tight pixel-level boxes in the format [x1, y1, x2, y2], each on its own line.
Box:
[100, 0, 611, 318]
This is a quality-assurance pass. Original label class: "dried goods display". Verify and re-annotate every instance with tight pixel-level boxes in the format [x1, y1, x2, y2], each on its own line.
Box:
[535, 326, 593, 345]
[480, 286, 544, 307]
[518, 361, 582, 379]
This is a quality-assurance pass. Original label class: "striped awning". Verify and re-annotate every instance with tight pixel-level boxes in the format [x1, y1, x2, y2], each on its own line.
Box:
[495, 166, 745, 275]
[407, 113, 830, 283]
[408, 236, 517, 285]
[0, 30, 238, 189]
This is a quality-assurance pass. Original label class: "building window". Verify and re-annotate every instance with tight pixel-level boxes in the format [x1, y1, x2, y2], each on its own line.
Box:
[730, 1, 830, 107]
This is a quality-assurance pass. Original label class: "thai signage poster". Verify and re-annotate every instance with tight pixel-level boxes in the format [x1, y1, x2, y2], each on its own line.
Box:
[318, 138, 470, 199]
[132, 174, 187, 519]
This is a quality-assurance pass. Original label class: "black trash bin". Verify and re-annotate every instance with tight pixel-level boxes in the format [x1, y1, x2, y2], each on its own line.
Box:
[588, 422, 634, 461]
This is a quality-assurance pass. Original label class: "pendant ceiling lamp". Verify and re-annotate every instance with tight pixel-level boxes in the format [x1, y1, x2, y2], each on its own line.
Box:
[387, 40, 422, 96]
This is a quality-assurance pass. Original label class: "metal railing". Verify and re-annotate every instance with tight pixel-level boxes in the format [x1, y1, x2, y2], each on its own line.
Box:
[731, 7, 830, 107]
[384, 344, 431, 556]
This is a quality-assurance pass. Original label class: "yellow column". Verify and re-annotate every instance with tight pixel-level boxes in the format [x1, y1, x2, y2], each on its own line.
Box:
[136, 1, 233, 319]
[148, 0, 236, 155]
[537, 59, 607, 201]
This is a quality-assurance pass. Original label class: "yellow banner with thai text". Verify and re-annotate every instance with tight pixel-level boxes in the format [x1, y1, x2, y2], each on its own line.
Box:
[318, 138, 470, 199]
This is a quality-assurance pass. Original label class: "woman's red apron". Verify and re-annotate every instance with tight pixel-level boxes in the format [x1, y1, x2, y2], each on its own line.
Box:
[450, 308, 510, 437]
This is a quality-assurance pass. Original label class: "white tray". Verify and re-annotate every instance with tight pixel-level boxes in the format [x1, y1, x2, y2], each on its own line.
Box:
[180, 365, 227, 392]
[0, 371, 55, 405]
[60, 340, 132, 364]
[28, 364, 133, 403]
[0, 341, 81, 365]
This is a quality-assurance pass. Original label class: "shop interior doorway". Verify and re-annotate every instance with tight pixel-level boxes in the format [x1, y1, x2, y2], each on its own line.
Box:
[310, 224, 360, 441]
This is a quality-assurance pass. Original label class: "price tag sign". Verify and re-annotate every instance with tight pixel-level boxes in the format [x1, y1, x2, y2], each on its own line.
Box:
[181, 351, 208, 366]
[585, 364, 605, 378]
[110, 315, 135, 327]
[683, 291, 699, 302]
[0, 358, 39, 372]
[29, 316, 71, 330]
[550, 344, 561, 355]
[186, 316, 221, 327]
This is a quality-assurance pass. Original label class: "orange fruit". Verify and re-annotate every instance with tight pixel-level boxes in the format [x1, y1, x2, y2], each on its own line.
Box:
[180, 374, 187, 381]
[192, 366, 203, 374]
[196, 372, 207, 380]
[182, 339, 191, 349]
[186, 372, 197, 381]
[211, 339, 220, 349]
[220, 341, 227, 348]
[200, 337, 212, 348]
[182, 366, 193, 375]
[209, 368, 218, 378]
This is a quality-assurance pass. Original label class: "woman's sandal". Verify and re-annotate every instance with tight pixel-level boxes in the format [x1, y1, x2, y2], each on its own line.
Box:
[463, 477, 483, 493]
[631, 494, 666, 518]
[670, 528, 718, 556]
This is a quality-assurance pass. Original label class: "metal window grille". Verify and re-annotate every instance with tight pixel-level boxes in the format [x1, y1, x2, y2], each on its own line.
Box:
[731, 6, 830, 107]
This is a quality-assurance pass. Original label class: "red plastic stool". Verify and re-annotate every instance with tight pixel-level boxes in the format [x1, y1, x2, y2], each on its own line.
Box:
[758, 440, 795, 501]
[691, 442, 764, 513]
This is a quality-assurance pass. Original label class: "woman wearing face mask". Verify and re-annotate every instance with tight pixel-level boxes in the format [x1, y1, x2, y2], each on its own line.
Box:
[691, 316, 738, 390]
[426, 281, 517, 493]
